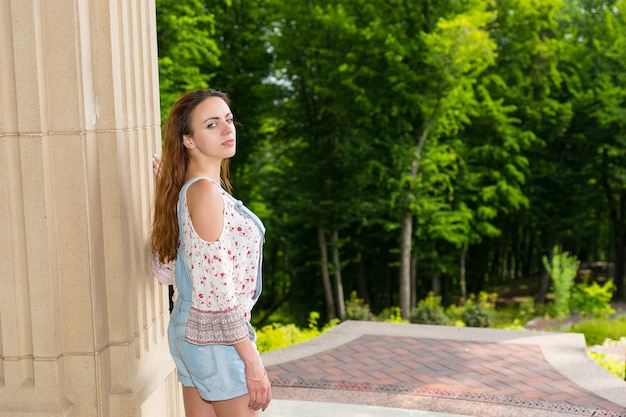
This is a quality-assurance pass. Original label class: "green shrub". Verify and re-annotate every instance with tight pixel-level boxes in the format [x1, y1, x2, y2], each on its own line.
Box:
[255, 311, 338, 353]
[345, 291, 375, 321]
[444, 292, 497, 328]
[570, 279, 615, 319]
[255, 322, 306, 352]
[496, 318, 526, 330]
[588, 351, 625, 380]
[409, 292, 450, 325]
[410, 307, 450, 325]
[379, 306, 407, 323]
[588, 337, 626, 380]
[570, 317, 626, 346]
[445, 303, 466, 326]
[462, 304, 491, 327]
[490, 297, 538, 328]
[543, 245, 579, 319]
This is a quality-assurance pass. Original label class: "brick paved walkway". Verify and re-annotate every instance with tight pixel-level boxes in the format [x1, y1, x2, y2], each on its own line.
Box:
[262, 321, 626, 417]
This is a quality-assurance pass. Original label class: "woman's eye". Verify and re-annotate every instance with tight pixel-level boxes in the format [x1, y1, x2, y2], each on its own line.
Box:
[206, 119, 234, 128]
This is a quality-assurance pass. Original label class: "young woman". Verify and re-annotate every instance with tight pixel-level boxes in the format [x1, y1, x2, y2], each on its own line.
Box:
[150, 89, 271, 417]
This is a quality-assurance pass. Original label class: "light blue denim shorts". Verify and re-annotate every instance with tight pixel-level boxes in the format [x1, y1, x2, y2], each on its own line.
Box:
[168, 314, 258, 401]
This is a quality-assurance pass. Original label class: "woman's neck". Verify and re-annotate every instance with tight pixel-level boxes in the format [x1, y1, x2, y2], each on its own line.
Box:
[185, 159, 221, 183]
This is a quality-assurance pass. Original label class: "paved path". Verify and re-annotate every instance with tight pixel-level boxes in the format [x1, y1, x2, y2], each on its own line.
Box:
[260, 321, 626, 417]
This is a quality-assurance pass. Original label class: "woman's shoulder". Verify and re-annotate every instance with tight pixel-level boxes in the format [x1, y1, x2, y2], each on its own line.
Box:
[186, 176, 220, 195]
[185, 178, 225, 242]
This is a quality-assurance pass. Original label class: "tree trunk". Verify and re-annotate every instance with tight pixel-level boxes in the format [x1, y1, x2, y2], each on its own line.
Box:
[410, 245, 418, 308]
[354, 250, 371, 305]
[399, 126, 431, 318]
[523, 229, 534, 278]
[441, 273, 451, 306]
[331, 230, 346, 320]
[399, 212, 413, 318]
[460, 244, 467, 300]
[255, 291, 291, 326]
[317, 227, 336, 320]
[431, 241, 440, 296]
[385, 266, 393, 309]
[537, 246, 553, 304]
[600, 149, 625, 300]
[614, 189, 626, 300]
[504, 242, 515, 281]
[537, 269, 550, 304]
[491, 242, 501, 281]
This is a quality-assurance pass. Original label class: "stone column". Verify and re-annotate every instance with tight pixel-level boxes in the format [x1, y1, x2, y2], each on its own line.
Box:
[0, 1, 180, 416]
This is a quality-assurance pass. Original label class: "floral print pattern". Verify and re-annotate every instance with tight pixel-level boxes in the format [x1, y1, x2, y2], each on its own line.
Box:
[182, 181, 264, 344]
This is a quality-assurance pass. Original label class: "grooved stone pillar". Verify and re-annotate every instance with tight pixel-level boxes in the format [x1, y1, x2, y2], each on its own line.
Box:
[0, 1, 181, 416]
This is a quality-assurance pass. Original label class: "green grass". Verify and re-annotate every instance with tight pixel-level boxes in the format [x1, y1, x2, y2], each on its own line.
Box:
[569, 315, 626, 346]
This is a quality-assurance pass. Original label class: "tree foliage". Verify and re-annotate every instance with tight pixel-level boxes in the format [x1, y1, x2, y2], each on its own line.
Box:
[155, 0, 626, 324]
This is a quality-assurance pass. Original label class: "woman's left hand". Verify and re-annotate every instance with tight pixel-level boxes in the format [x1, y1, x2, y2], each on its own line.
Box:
[246, 367, 272, 412]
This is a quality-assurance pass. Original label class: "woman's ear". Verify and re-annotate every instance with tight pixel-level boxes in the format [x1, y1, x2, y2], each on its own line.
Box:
[182, 135, 196, 150]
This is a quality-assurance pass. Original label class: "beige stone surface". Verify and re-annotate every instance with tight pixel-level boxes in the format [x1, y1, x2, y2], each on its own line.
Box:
[0, 0, 179, 416]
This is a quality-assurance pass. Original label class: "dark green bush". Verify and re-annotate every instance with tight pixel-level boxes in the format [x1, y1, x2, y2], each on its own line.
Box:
[409, 306, 451, 325]
[462, 304, 491, 328]
[345, 291, 375, 321]
[409, 292, 450, 325]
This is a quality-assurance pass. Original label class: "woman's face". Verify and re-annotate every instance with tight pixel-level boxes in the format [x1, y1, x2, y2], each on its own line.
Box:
[183, 96, 236, 161]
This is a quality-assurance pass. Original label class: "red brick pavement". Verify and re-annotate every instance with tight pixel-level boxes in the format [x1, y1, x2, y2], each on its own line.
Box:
[266, 334, 626, 416]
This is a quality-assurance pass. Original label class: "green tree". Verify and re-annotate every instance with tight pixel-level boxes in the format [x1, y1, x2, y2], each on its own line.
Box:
[393, 4, 497, 317]
[267, 2, 382, 320]
[562, 0, 626, 299]
[460, 0, 573, 300]
[155, 0, 220, 120]
[269, 0, 499, 319]
[154, 0, 626, 325]
[202, 0, 280, 184]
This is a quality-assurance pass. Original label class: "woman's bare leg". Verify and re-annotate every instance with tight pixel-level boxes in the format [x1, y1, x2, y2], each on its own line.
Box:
[182, 386, 218, 417]
[212, 394, 259, 417]
[182, 386, 258, 417]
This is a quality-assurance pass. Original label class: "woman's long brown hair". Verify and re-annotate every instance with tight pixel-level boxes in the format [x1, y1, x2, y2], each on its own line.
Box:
[151, 89, 232, 263]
